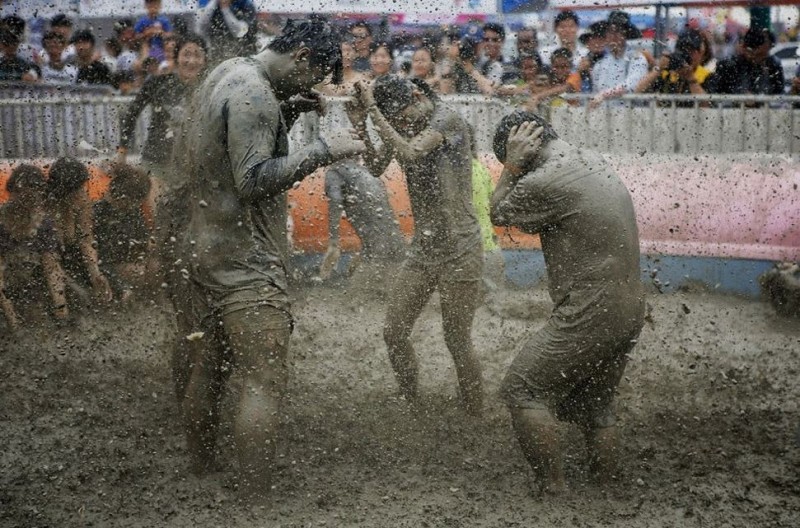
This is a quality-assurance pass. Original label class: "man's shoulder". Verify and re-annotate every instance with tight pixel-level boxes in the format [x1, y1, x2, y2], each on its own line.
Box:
[204, 60, 279, 111]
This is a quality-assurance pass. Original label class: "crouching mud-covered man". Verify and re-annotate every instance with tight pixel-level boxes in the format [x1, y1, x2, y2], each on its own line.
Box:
[490, 111, 645, 495]
[174, 18, 365, 495]
[348, 75, 485, 414]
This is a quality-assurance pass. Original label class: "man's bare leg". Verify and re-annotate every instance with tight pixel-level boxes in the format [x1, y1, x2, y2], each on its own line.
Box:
[440, 278, 484, 415]
[182, 339, 225, 475]
[225, 310, 291, 497]
[584, 425, 620, 485]
[383, 266, 435, 404]
[510, 407, 566, 495]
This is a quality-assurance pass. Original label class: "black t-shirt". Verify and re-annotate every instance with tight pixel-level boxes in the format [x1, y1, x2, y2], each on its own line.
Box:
[77, 61, 113, 86]
[705, 54, 784, 95]
[0, 56, 41, 82]
[119, 73, 190, 163]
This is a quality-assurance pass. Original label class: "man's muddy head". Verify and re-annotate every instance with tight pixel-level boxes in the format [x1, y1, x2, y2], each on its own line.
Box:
[268, 18, 343, 86]
[7, 164, 46, 205]
[47, 157, 90, 203]
[493, 111, 558, 163]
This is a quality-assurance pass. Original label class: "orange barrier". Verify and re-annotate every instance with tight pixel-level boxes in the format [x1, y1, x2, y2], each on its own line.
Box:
[0, 157, 541, 252]
[287, 155, 541, 252]
[0, 160, 110, 203]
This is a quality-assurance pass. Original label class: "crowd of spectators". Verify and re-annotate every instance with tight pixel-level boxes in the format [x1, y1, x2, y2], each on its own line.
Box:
[0, 0, 258, 93]
[320, 9, 796, 110]
[0, 4, 796, 105]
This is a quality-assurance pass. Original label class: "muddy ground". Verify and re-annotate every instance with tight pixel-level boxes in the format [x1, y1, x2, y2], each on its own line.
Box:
[2, 272, 799, 528]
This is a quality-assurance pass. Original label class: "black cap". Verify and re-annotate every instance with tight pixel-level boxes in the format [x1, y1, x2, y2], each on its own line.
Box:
[113, 19, 133, 34]
[742, 27, 774, 50]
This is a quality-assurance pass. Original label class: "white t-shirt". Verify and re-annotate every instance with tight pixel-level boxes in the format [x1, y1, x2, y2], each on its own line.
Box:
[592, 47, 649, 95]
[40, 63, 78, 85]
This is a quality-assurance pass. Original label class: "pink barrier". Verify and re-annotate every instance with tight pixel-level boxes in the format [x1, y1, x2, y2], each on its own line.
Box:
[607, 156, 800, 262]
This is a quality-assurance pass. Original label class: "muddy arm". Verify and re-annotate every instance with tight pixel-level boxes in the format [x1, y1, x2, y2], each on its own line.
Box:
[0, 256, 20, 329]
[366, 105, 444, 165]
[225, 88, 337, 202]
[40, 251, 69, 320]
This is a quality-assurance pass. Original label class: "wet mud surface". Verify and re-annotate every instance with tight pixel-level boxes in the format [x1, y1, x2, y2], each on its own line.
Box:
[2, 277, 799, 527]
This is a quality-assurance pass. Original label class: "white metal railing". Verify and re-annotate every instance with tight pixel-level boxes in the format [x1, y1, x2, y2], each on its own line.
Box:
[548, 93, 800, 155]
[1, 90, 799, 159]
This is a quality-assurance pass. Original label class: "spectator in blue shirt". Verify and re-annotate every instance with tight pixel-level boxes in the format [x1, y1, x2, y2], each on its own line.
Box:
[135, 0, 173, 62]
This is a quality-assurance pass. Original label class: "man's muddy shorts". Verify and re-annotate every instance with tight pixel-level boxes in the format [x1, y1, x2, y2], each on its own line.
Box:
[400, 242, 484, 289]
[172, 264, 294, 348]
[500, 318, 641, 429]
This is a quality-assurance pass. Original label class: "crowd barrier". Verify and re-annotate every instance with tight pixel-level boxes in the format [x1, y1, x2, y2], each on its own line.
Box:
[552, 93, 800, 155]
[2, 89, 800, 159]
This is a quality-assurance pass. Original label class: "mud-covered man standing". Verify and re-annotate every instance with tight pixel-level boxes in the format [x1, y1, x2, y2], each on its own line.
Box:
[490, 111, 644, 495]
[175, 19, 365, 494]
[348, 75, 485, 414]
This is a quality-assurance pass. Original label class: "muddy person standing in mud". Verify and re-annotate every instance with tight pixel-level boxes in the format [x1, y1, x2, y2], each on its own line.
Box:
[490, 111, 645, 495]
[348, 75, 485, 414]
[174, 19, 365, 494]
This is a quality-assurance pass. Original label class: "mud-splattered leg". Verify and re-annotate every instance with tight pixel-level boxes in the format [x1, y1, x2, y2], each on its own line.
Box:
[224, 308, 291, 497]
[383, 262, 435, 404]
[439, 277, 484, 415]
[510, 407, 565, 495]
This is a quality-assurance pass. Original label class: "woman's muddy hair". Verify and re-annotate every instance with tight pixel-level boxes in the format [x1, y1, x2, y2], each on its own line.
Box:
[268, 18, 343, 84]
[7, 164, 46, 197]
[373, 74, 438, 118]
[47, 157, 90, 202]
[493, 111, 558, 163]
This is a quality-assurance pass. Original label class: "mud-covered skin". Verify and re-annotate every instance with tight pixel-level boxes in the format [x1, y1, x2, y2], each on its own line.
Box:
[365, 100, 485, 412]
[173, 51, 343, 492]
[398, 105, 483, 264]
[491, 139, 645, 425]
[181, 57, 333, 317]
[324, 160, 403, 260]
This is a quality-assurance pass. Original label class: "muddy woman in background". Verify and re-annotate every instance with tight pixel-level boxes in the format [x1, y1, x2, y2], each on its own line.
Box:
[490, 111, 645, 495]
[348, 75, 485, 414]
[117, 33, 208, 243]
